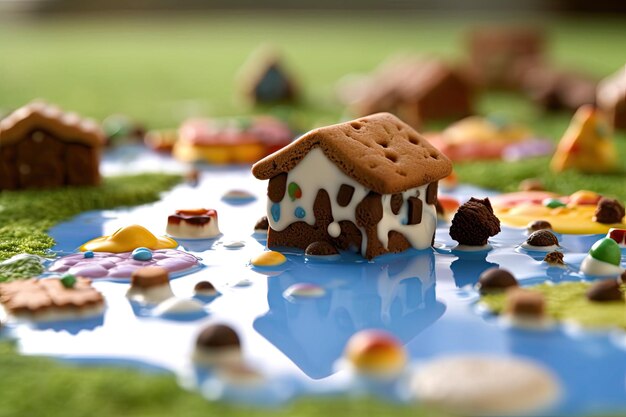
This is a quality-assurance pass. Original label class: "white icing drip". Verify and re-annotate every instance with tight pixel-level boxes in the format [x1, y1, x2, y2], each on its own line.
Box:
[580, 255, 624, 277]
[376, 184, 437, 251]
[327, 222, 341, 238]
[267, 147, 369, 242]
[266, 147, 437, 256]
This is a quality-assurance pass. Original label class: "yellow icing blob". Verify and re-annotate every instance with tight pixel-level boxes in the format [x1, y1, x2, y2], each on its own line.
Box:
[494, 204, 624, 234]
[250, 251, 287, 267]
[80, 224, 178, 253]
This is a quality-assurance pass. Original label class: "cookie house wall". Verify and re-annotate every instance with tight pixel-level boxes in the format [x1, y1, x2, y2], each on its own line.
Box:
[265, 147, 438, 258]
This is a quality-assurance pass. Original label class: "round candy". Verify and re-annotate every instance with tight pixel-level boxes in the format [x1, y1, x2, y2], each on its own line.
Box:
[477, 268, 518, 294]
[60, 274, 77, 289]
[345, 329, 407, 378]
[284, 283, 326, 299]
[589, 237, 622, 266]
[83, 250, 94, 259]
[132, 247, 153, 261]
[543, 198, 566, 209]
[294, 207, 306, 219]
[250, 251, 287, 267]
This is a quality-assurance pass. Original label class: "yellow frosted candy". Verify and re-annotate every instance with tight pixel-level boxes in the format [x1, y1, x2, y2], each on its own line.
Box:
[80, 224, 178, 253]
[250, 251, 287, 267]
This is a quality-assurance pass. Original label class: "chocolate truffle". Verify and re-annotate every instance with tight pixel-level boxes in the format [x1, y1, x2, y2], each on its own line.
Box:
[449, 197, 501, 246]
[196, 324, 241, 350]
[526, 230, 559, 247]
[543, 251, 565, 266]
[586, 279, 624, 302]
[194, 280, 217, 296]
[519, 178, 545, 192]
[254, 216, 269, 233]
[593, 198, 625, 224]
[526, 220, 552, 233]
[305, 241, 339, 256]
[478, 268, 518, 294]
[505, 288, 546, 319]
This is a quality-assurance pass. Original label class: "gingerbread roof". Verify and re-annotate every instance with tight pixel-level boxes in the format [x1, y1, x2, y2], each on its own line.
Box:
[252, 113, 452, 195]
[0, 101, 105, 147]
[597, 64, 626, 107]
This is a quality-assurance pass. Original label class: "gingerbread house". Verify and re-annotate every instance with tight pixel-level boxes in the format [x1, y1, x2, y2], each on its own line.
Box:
[238, 49, 298, 106]
[0, 101, 105, 190]
[251, 113, 452, 259]
[597, 64, 626, 131]
[349, 58, 474, 129]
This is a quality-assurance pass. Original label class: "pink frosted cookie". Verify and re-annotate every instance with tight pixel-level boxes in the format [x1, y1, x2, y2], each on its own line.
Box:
[49, 249, 200, 280]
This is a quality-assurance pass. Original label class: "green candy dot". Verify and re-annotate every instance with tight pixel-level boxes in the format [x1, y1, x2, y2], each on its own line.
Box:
[589, 238, 622, 266]
[60, 274, 77, 289]
[543, 198, 567, 209]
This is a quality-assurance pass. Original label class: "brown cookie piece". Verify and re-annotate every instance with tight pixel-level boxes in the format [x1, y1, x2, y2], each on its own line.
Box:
[586, 279, 624, 302]
[252, 113, 452, 195]
[130, 266, 169, 289]
[527, 220, 552, 233]
[196, 324, 241, 350]
[254, 216, 269, 232]
[478, 268, 518, 294]
[305, 241, 339, 256]
[449, 197, 501, 246]
[505, 288, 546, 319]
[593, 198, 625, 224]
[0, 277, 104, 317]
[543, 251, 565, 266]
[390, 193, 403, 215]
[526, 230, 559, 247]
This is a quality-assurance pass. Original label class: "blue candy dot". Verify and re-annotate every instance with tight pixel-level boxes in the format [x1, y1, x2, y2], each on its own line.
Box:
[271, 203, 281, 222]
[132, 247, 153, 261]
[83, 250, 94, 258]
[294, 207, 306, 219]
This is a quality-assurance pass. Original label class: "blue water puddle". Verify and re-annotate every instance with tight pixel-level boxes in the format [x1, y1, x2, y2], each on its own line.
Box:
[4, 169, 626, 415]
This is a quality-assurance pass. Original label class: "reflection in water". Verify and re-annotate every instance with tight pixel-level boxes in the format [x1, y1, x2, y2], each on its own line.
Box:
[254, 250, 445, 379]
[450, 250, 499, 288]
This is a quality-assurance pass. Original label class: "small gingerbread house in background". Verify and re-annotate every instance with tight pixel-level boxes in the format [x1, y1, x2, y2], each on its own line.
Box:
[0, 101, 105, 190]
[466, 27, 546, 90]
[238, 48, 299, 106]
[521, 66, 597, 112]
[252, 112, 452, 259]
[341, 57, 474, 129]
[597, 64, 626, 131]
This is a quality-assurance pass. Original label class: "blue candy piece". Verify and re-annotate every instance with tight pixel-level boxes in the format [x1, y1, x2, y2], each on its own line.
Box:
[271, 203, 281, 222]
[294, 207, 306, 219]
[132, 247, 153, 261]
[83, 250, 94, 259]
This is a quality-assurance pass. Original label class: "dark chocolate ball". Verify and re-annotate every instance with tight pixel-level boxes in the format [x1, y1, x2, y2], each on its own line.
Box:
[526, 230, 559, 247]
[586, 279, 624, 302]
[449, 197, 501, 246]
[305, 241, 339, 256]
[478, 268, 518, 293]
[196, 324, 241, 350]
[194, 280, 216, 293]
[526, 220, 552, 233]
[593, 198, 625, 224]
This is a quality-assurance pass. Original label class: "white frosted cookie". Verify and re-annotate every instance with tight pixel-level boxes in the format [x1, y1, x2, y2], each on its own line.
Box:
[410, 355, 561, 416]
